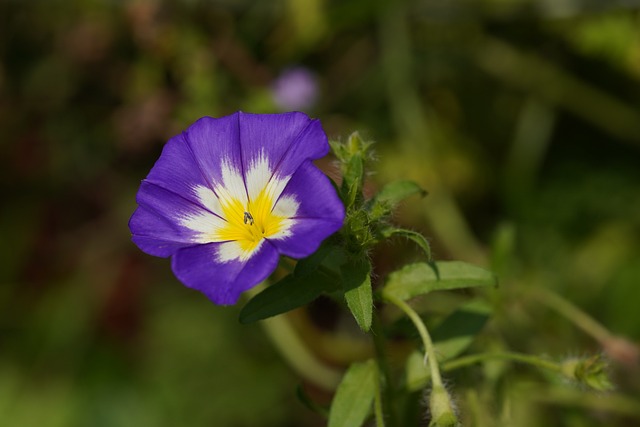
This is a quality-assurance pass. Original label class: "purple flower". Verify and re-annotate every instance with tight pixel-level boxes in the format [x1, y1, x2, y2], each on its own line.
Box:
[129, 112, 345, 305]
[271, 67, 319, 111]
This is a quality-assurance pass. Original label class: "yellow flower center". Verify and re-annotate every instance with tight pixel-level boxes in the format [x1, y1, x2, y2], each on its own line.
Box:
[213, 188, 288, 253]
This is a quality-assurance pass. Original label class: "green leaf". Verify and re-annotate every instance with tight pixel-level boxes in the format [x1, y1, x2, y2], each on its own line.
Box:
[373, 180, 426, 206]
[380, 227, 432, 261]
[342, 257, 373, 332]
[432, 300, 492, 361]
[294, 241, 346, 277]
[405, 350, 430, 392]
[239, 272, 339, 324]
[383, 261, 497, 301]
[328, 360, 378, 427]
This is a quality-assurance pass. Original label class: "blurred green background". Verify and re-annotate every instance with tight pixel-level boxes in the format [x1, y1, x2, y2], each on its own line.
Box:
[1, 0, 640, 426]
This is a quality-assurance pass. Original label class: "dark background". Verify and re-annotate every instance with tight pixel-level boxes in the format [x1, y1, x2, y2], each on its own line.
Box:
[1, 0, 640, 425]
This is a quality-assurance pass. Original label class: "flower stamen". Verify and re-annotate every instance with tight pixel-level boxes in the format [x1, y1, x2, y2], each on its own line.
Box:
[243, 211, 254, 225]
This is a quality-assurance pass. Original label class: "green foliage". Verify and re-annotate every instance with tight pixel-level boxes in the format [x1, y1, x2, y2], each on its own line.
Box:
[341, 257, 373, 332]
[239, 271, 339, 323]
[328, 360, 378, 427]
[368, 180, 426, 219]
[431, 300, 492, 361]
[383, 261, 497, 301]
[405, 300, 492, 391]
[240, 241, 346, 323]
[4, 1, 640, 426]
[380, 227, 432, 261]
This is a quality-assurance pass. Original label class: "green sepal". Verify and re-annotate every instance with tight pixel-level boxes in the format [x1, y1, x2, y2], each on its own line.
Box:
[383, 261, 496, 302]
[331, 132, 372, 210]
[342, 154, 365, 209]
[341, 256, 373, 332]
[328, 359, 378, 427]
[380, 227, 432, 261]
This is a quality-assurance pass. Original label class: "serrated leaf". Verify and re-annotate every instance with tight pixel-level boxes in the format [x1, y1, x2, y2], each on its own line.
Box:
[383, 261, 496, 301]
[432, 300, 492, 361]
[239, 272, 339, 323]
[381, 227, 432, 261]
[373, 180, 426, 206]
[342, 257, 373, 332]
[328, 360, 378, 427]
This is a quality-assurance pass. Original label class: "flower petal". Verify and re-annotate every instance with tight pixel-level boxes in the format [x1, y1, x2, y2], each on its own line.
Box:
[183, 115, 244, 193]
[143, 133, 223, 215]
[238, 112, 328, 184]
[129, 207, 194, 257]
[171, 240, 280, 305]
[130, 181, 228, 256]
[267, 160, 344, 258]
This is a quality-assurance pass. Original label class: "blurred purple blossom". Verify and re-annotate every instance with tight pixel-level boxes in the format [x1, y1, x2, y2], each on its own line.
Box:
[271, 67, 319, 111]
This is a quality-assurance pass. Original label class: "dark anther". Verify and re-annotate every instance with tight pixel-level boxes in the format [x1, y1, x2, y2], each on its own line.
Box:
[243, 211, 254, 225]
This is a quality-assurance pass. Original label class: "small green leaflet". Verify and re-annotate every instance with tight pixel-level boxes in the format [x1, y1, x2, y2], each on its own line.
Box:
[380, 227, 432, 261]
[328, 359, 378, 427]
[383, 261, 497, 301]
[342, 257, 373, 332]
[372, 180, 426, 207]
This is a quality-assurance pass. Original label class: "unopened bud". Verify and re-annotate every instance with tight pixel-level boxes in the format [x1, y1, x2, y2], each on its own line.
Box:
[347, 132, 365, 156]
[561, 355, 613, 391]
[428, 384, 459, 427]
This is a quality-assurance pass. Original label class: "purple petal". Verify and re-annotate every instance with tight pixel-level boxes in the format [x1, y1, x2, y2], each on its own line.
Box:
[129, 181, 220, 256]
[183, 114, 244, 191]
[143, 133, 215, 210]
[268, 161, 344, 258]
[237, 112, 328, 179]
[171, 240, 280, 305]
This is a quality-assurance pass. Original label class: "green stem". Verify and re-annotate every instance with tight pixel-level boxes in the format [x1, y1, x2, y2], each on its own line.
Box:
[528, 286, 613, 343]
[373, 361, 386, 427]
[371, 314, 395, 427]
[442, 352, 562, 373]
[384, 293, 444, 387]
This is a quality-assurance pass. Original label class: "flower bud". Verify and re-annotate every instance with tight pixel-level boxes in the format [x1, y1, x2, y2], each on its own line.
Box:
[347, 132, 366, 156]
[561, 355, 613, 391]
[428, 384, 460, 427]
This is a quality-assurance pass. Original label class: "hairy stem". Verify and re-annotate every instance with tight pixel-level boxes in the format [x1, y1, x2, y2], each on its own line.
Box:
[384, 293, 444, 387]
[443, 351, 562, 373]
